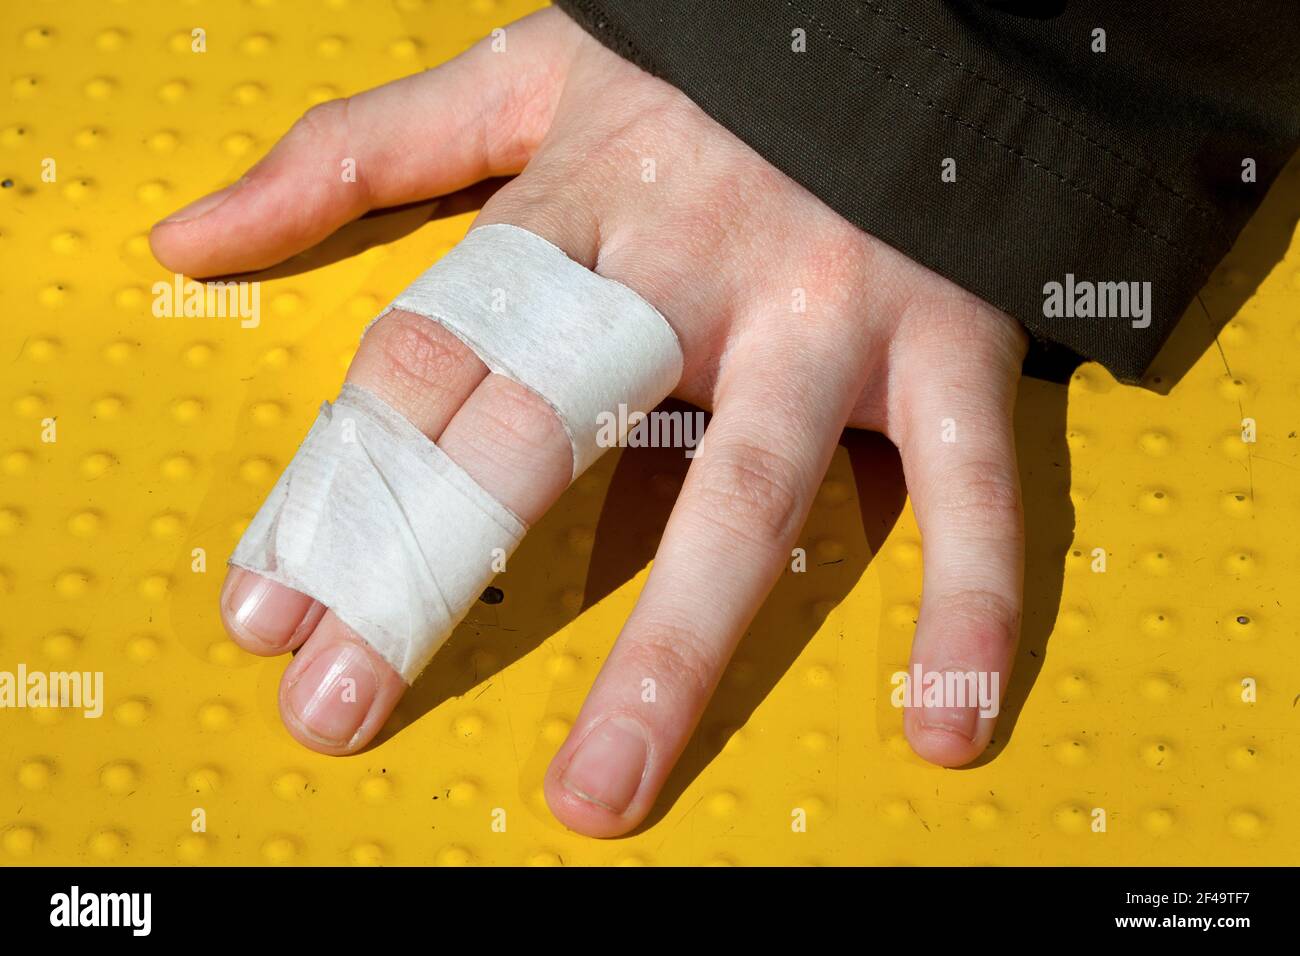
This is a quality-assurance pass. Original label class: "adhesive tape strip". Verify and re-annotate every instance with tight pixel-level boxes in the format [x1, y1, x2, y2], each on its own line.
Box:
[231, 223, 682, 683]
[230, 383, 526, 683]
[377, 222, 684, 479]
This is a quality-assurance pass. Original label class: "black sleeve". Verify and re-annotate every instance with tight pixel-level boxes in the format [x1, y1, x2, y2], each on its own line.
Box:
[551, 0, 1300, 383]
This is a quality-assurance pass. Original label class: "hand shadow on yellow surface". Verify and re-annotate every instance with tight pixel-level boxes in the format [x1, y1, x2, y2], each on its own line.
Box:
[381, 387, 1076, 817]
[1142, 152, 1300, 395]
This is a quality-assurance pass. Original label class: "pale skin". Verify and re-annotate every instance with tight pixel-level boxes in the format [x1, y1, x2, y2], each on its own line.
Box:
[151, 7, 1028, 838]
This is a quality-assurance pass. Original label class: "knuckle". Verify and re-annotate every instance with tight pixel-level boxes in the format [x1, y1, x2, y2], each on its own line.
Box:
[290, 98, 348, 146]
[369, 311, 473, 402]
[931, 587, 1022, 653]
[474, 377, 567, 459]
[932, 458, 1022, 528]
[692, 440, 803, 545]
[619, 621, 718, 701]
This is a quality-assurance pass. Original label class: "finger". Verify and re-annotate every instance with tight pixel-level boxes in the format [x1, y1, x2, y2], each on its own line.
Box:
[150, 7, 577, 277]
[894, 298, 1028, 767]
[276, 195, 599, 754]
[544, 320, 872, 837]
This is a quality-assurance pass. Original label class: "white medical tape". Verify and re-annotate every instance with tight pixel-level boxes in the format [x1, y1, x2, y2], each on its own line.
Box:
[231, 223, 682, 683]
[230, 383, 526, 683]
[375, 221, 684, 478]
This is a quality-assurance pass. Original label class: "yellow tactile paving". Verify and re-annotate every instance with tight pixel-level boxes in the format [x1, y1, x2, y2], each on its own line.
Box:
[1, 0, 1297, 865]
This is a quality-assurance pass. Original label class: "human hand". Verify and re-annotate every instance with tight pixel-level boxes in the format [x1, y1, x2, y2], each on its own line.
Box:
[151, 6, 1028, 838]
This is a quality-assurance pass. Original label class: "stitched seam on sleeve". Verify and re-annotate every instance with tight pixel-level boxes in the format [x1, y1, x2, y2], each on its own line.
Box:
[855, 0, 1214, 219]
[792, 1, 1198, 260]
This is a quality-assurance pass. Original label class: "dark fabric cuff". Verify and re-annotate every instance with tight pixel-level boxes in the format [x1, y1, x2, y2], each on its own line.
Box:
[552, 0, 1300, 383]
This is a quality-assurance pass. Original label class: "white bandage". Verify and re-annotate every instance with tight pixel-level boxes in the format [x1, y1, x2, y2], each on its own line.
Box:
[231, 224, 682, 682]
[379, 222, 683, 478]
[231, 384, 526, 681]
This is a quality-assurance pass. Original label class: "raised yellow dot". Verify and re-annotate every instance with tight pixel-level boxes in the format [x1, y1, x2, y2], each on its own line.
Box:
[539, 715, 570, 744]
[1141, 808, 1175, 837]
[38, 283, 68, 308]
[1055, 671, 1092, 701]
[349, 842, 384, 866]
[239, 457, 274, 484]
[1138, 488, 1172, 514]
[259, 346, 292, 369]
[73, 126, 107, 150]
[103, 339, 137, 364]
[207, 640, 240, 666]
[452, 713, 485, 739]
[54, 569, 92, 598]
[181, 341, 215, 367]
[1140, 740, 1174, 770]
[186, 766, 222, 793]
[22, 27, 56, 50]
[41, 630, 79, 661]
[24, 337, 60, 361]
[114, 698, 150, 726]
[273, 771, 311, 801]
[68, 509, 103, 536]
[0, 507, 22, 535]
[198, 701, 235, 731]
[17, 759, 54, 791]
[545, 653, 579, 680]
[306, 85, 338, 105]
[1228, 744, 1260, 771]
[157, 79, 189, 103]
[1140, 610, 1176, 637]
[84, 77, 116, 100]
[176, 834, 210, 863]
[100, 761, 138, 794]
[446, 779, 479, 805]
[316, 35, 346, 56]
[1139, 673, 1177, 702]
[1224, 613, 1258, 642]
[436, 845, 472, 866]
[262, 836, 298, 864]
[271, 291, 302, 315]
[804, 663, 833, 688]
[170, 397, 204, 423]
[1226, 809, 1264, 839]
[1221, 491, 1253, 517]
[214, 135, 253, 164]
[161, 454, 196, 480]
[967, 801, 1001, 830]
[149, 512, 184, 539]
[62, 178, 95, 201]
[1052, 803, 1090, 834]
[49, 232, 82, 255]
[359, 774, 393, 803]
[12, 75, 40, 97]
[251, 401, 284, 426]
[232, 82, 265, 105]
[1222, 550, 1257, 576]
[240, 33, 274, 55]
[2, 825, 39, 858]
[138, 574, 170, 602]
[3, 450, 32, 476]
[13, 392, 49, 417]
[1054, 737, 1091, 766]
[95, 28, 127, 52]
[147, 130, 179, 153]
[389, 37, 421, 58]
[706, 790, 739, 818]
[126, 634, 160, 662]
[816, 479, 851, 507]
[92, 394, 126, 420]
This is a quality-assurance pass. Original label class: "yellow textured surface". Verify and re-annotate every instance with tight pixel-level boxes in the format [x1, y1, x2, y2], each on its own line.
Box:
[2, 0, 1298, 866]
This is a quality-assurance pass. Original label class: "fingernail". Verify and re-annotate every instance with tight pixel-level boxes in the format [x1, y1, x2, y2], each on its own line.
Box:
[561, 716, 648, 814]
[285, 643, 378, 747]
[226, 574, 315, 650]
[156, 182, 239, 225]
[918, 671, 980, 741]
